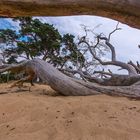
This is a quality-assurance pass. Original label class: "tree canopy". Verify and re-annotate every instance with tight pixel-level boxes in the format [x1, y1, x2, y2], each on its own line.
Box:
[0, 17, 87, 68]
[0, 17, 140, 98]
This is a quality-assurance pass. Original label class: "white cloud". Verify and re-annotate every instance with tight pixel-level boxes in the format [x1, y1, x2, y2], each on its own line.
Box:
[1, 16, 140, 74]
[37, 15, 140, 64]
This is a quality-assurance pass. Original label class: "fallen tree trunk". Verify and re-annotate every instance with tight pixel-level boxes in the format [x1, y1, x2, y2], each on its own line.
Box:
[1, 58, 139, 98]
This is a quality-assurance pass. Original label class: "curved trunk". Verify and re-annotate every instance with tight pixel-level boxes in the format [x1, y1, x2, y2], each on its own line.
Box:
[26, 59, 140, 98]
[1, 59, 140, 98]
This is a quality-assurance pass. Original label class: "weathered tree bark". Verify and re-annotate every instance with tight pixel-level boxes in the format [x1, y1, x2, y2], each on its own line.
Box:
[0, 58, 140, 98]
[0, 0, 140, 29]
[76, 31, 140, 86]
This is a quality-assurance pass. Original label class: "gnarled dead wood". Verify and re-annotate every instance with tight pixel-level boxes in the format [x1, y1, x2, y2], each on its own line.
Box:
[77, 28, 140, 86]
[0, 58, 140, 98]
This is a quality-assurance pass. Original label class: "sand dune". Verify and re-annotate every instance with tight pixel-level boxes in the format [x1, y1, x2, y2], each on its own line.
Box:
[0, 83, 140, 140]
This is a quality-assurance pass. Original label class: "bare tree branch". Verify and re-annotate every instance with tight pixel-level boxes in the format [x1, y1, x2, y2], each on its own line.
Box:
[108, 22, 121, 41]
[78, 36, 137, 76]
[97, 35, 116, 61]
[128, 61, 140, 74]
[93, 70, 113, 76]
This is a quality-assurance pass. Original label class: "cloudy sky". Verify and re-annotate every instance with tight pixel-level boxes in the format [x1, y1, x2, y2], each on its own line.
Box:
[38, 16, 140, 63]
[0, 15, 140, 73]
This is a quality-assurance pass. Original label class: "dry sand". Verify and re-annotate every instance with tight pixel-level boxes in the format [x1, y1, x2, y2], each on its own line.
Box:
[0, 83, 140, 140]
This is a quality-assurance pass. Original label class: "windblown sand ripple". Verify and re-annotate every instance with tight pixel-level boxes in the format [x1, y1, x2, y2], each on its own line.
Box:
[0, 83, 140, 140]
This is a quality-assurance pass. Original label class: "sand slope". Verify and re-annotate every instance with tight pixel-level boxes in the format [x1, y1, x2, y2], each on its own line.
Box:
[0, 83, 140, 140]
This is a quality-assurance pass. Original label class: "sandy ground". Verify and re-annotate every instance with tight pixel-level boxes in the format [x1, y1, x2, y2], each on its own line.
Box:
[0, 83, 140, 140]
